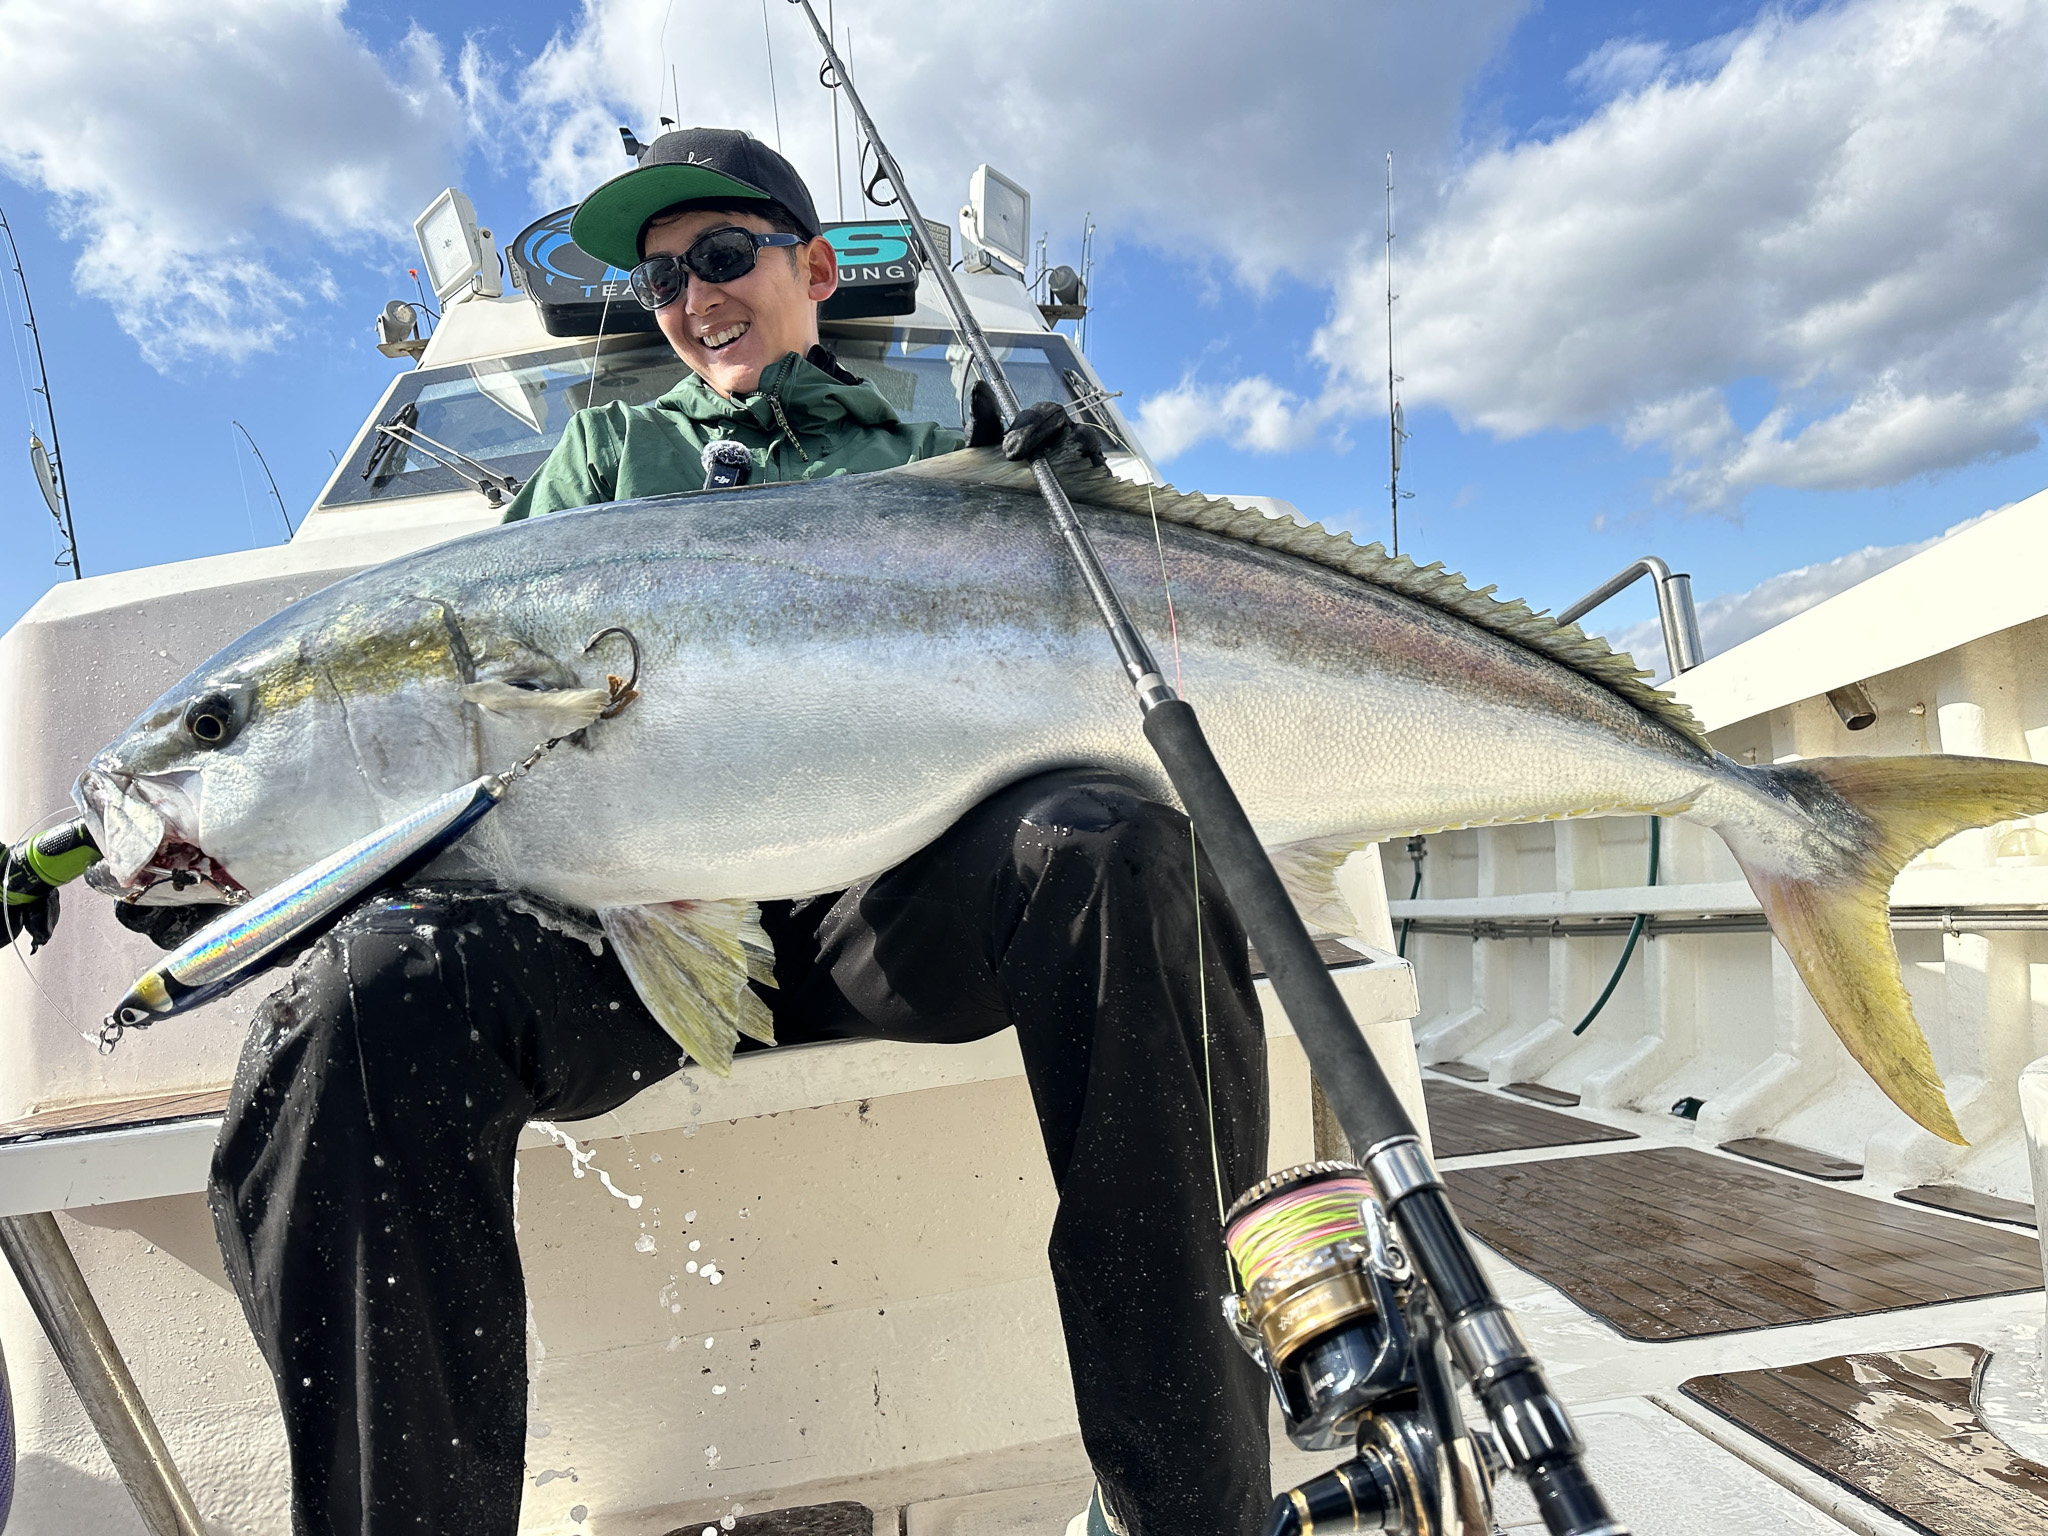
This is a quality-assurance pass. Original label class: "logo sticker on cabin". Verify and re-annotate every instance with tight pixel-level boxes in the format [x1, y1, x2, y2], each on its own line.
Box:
[508, 210, 945, 334]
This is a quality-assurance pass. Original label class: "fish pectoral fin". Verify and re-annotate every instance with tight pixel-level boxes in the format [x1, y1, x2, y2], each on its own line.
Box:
[596, 899, 778, 1076]
[461, 680, 614, 739]
[1265, 834, 1378, 938]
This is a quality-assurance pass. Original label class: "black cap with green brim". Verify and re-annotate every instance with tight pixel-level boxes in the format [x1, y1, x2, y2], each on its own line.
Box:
[570, 127, 823, 271]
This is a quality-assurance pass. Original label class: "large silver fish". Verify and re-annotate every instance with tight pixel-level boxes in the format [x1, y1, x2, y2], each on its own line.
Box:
[76, 452, 2048, 1140]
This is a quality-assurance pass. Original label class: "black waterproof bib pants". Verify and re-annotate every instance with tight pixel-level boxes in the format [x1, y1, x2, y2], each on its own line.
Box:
[209, 769, 1272, 1536]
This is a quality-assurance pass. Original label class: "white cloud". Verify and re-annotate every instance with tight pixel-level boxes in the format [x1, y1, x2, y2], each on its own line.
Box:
[1600, 509, 1994, 678]
[489, 0, 1528, 287]
[1135, 376, 1330, 460]
[0, 0, 466, 364]
[1165, 0, 2048, 499]
[1380, 0, 2048, 507]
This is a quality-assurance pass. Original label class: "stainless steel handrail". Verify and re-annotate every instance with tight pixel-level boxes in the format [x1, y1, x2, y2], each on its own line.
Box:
[0, 1212, 206, 1534]
[1557, 555, 1706, 674]
[1397, 906, 2048, 940]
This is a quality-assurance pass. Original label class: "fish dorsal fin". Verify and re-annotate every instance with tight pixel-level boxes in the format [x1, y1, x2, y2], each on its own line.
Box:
[893, 449, 1709, 752]
[596, 899, 778, 1075]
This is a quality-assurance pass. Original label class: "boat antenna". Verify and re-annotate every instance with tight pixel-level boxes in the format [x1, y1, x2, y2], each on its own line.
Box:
[1077, 211, 1096, 352]
[0, 206, 83, 579]
[231, 420, 295, 538]
[826, 0, 844, 219]
[1385, 152, 1412, 558]
[758, 0, 783, 152]
[777, 12, 1620, 1531]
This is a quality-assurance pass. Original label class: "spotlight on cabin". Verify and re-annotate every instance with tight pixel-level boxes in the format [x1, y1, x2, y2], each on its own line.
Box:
[414, 188, 503, 305]
[374, 300, 425, 360]
[960, 164, 1030, 279]
[1047, 264, 1085, 307]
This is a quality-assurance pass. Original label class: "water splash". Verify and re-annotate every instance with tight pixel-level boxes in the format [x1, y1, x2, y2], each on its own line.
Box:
[531, 1120, 644, 1208]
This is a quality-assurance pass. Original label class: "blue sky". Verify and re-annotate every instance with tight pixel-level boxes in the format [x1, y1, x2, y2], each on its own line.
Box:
[3, 0, 2045, 655]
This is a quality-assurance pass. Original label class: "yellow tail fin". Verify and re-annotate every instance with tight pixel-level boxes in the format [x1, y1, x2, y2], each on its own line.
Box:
[1735, 753, 2048, 1145]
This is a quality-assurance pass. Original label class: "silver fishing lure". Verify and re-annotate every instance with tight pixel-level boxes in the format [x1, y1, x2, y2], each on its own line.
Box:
[100, 774, 507, 1049]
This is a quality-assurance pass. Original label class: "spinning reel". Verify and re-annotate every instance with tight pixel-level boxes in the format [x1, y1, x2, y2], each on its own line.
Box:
[1224, 1162, 1501, 1535]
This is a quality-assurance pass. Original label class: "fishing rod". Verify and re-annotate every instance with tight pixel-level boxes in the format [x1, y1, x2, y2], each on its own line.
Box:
[0, 206, 84, 578]
[782, 7, 1622, 1534]
[231, 421, 295, 539]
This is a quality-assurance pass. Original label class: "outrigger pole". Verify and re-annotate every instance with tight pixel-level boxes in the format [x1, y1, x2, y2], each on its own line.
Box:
[783, 7, 1622, 1533]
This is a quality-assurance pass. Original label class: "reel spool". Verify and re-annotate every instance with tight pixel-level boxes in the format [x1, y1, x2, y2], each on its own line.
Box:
[1221, 1160, 1413, 1451]
[1224, 1161, 1500, 1535]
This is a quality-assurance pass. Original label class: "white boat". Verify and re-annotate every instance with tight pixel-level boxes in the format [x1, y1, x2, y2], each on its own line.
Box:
[1, 163, 2044, 1536]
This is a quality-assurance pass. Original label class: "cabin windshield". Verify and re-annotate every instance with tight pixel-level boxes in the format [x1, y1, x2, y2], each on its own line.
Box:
[321, 327, 1131, 509]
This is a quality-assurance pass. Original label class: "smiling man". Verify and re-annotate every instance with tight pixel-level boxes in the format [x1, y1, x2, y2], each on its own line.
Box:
[501, 127, 972, 518]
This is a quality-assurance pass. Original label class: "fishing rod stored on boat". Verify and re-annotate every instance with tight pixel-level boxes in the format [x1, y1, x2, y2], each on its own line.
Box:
[782, 6, 1623, 1533]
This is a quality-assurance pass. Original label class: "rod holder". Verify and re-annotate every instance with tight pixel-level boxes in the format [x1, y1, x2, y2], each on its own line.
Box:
[1557, 556, 1706, 675]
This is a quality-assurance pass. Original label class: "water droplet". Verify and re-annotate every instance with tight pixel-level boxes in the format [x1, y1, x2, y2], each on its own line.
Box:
[704, 1445, 720, 1468]
[373, 1154, 386, 1168]
[571, 1506, 587, 1523]
[712, 1384, 726, 1396]
[738, 1207, 749, 1218]
[689, 1239, 701, 1251]
[631, 1069, 641, 1080]
[708, 1271, 723, 1286]
[723, 1517, 737, 1530]
[635, 1233, 657, 1254]
[302, 1376, 312, 1387]
[687, 1261, 698, 1274]
[703, 1336, 715, 1348]
[685, 1211, 698, 1223]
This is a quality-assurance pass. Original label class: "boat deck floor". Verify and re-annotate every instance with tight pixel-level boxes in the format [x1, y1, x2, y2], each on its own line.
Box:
[1422, 1076, 1637, 1158]
[728, 1072, 2048, 1536]
[1683, 1343, 2048, 1536]
[1442, 1146, 2041, 1340]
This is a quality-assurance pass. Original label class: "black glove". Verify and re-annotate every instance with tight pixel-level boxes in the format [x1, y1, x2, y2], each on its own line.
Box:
[2, 888, 58, 953]
[1001, 399, 1108, 469]
[967, 379, 1005, 448]
[115, 900, 237, 951]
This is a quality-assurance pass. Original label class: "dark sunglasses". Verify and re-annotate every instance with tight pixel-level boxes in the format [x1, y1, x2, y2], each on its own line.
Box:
[629, 227, 807, 309]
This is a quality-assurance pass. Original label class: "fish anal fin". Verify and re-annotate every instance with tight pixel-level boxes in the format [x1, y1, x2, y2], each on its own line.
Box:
[1266, 834, 1379, 938]
[596, 899, 778, 1076]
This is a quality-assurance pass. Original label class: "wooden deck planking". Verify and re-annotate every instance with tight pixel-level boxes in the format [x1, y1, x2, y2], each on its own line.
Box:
[1442, 1148, 2042, 1341]
[1422, 1078, 1637, 1159]
[0, 1087, 231, 1143]
[1896, 1185, 2039, 1229]
[1682, 1345, 2048, 1535]
[1477, 1162, 1925, 1321]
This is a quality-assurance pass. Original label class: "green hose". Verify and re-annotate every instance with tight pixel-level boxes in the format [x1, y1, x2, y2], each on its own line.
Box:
[1571, 816, 1659, 1037]
[1396, 835, 1425, 957]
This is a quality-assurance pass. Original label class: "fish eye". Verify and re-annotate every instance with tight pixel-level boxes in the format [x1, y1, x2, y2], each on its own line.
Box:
[183, 692, 241, 749]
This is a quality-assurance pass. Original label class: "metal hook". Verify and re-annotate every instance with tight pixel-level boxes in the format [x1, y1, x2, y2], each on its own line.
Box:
[583, 626, 642, 719]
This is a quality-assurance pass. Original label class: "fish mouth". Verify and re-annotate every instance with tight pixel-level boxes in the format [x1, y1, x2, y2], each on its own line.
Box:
[75, 768, 248, 907]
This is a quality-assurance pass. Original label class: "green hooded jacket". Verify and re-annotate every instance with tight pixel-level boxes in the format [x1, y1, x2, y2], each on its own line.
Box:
[501, 348, 964, 522]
